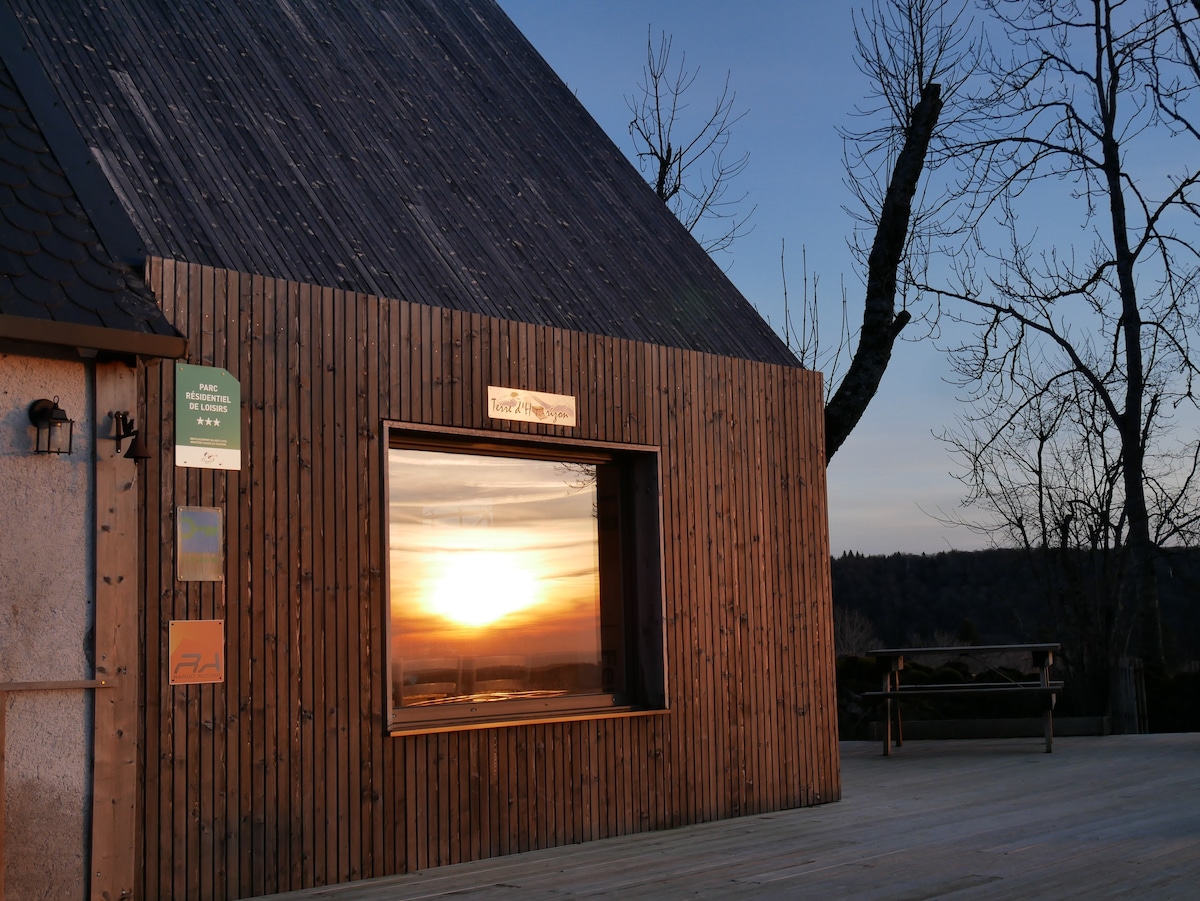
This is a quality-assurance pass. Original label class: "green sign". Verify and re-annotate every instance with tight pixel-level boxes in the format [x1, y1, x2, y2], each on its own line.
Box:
[176, 363, 241, 470]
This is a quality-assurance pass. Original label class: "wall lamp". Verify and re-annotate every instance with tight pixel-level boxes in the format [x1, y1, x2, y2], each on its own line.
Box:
[28, 397, 74, 455]
[111, 411, 151, 460]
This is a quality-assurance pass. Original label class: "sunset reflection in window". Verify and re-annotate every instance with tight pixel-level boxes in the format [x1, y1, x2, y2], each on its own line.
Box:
[388, 447, 603, 707]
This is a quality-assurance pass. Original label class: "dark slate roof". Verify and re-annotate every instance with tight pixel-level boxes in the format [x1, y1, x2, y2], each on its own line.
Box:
[6, 0, 796, 366]
[0, 33, 185, 358]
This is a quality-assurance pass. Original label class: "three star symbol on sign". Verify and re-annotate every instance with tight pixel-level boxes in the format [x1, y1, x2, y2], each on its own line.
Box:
[196, 417, 222, 427]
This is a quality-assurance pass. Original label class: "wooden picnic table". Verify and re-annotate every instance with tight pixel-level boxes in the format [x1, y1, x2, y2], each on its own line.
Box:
[864, 643, 1062, 756]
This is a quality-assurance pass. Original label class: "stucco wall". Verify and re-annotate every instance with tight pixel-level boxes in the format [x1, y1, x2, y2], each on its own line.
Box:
[0, 349, 93, 900]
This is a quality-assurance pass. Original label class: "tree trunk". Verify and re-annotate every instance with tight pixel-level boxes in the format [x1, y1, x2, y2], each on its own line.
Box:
[824, 82, 942, 461]
[1101, 107, 1165, 667]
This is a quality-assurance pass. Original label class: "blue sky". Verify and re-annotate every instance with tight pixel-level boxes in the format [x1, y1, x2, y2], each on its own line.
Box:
[498, 1, 983, 555]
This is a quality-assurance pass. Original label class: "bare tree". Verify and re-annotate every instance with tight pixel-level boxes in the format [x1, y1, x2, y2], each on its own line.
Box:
[629, 3, 971, 462]
[824, 0, 975, 460]
[944, 373, 1134, 707]
[834, 606, 881, 657]
[627, 30, 754, 255]
[928, 0, 1200, 667]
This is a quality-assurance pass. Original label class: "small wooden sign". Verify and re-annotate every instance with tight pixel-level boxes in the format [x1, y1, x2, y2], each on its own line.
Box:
[487, 386, 576, 427]
[168, 619, 225, 685]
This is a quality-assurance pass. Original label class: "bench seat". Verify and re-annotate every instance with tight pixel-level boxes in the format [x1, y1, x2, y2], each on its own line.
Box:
[864, 681, 1064, 699]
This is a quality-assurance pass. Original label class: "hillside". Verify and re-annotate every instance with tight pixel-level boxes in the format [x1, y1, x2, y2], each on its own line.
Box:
[831, 547, 1200, 667]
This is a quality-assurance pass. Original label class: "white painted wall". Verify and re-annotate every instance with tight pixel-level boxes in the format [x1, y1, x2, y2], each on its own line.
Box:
[0, 349, 93, 900]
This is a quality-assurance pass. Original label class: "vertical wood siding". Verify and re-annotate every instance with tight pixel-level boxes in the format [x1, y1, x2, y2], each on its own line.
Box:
[140, 259, 839, 900]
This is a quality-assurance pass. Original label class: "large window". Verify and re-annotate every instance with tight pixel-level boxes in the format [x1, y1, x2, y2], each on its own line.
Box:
[386, 430, 664, 732]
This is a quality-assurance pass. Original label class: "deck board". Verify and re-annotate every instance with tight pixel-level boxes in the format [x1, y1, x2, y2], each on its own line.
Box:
[256, 735, 1200, 899]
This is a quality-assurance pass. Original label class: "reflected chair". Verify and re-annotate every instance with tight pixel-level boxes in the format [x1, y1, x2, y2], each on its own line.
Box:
[399, 657, 462, 704]
[471, 655, 530, 695]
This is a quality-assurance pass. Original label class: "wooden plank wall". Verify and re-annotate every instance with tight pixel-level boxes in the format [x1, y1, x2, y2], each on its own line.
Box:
[138, 259, 839, 900]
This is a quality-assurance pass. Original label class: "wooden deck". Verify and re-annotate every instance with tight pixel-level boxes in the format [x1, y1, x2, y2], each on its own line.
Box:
[258, 734, 1199, 899]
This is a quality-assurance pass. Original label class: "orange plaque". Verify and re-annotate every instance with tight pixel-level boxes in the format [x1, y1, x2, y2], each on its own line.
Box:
[168, 619, 225, 685]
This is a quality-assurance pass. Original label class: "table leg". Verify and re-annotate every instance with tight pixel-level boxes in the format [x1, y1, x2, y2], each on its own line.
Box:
[882, 671, 892, 756]
[1035, 650, 1054, 753]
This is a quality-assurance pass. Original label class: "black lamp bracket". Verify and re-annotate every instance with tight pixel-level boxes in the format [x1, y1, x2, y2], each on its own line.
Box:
[111, 410, 137, 452]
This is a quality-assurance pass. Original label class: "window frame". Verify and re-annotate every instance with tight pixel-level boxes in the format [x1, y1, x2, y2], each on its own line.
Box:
[383, 422, 667, 735]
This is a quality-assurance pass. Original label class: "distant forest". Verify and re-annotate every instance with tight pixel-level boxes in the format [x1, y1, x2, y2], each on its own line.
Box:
[830, 547, 1200, 667]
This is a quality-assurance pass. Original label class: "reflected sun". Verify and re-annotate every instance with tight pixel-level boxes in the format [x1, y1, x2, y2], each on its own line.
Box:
[424, 552, 542, 627]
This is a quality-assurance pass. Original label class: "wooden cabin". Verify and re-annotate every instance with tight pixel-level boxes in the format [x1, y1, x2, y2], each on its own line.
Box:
[1, 1, 839, 898]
